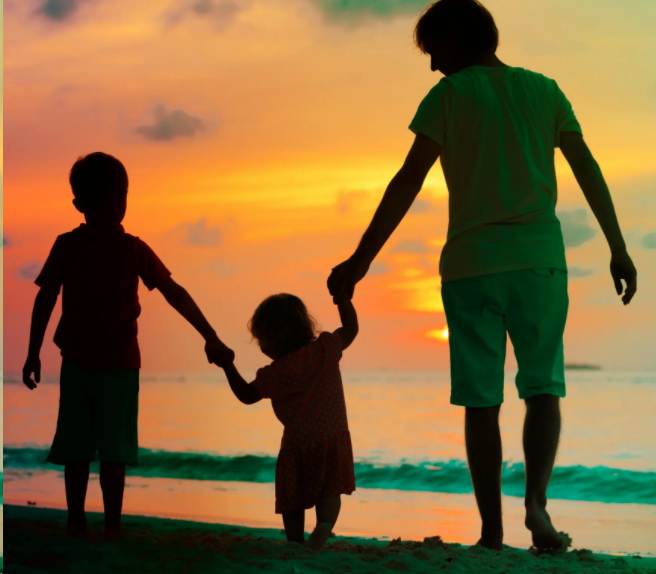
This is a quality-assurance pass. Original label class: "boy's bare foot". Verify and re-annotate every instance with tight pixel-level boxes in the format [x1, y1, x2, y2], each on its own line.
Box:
[306, 522, 332, 551]
[525, 506, 571, 551]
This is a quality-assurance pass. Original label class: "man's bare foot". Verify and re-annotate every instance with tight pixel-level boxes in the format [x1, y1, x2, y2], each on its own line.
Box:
[525, 506, 571, 551]
[104, 525, 123, 542]
[306, 522, 332, 551]
[66, 518, 90, 538]
[476, 536, 503, 551]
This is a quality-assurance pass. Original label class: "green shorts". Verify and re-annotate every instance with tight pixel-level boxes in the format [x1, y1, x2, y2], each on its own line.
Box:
[441, 268, 568, 407]
[47, 360, 140, 465]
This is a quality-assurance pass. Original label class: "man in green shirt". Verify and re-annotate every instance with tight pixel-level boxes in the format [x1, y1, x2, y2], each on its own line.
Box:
[328, 0, 637, 552]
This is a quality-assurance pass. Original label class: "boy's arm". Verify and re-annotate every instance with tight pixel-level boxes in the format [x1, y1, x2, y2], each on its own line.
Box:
[23, 286, 60, 390]
[157, 277, 235, 363]
[333, 296, 359, 350]
[559, 131, 637, 304]
[222, 362, 263, 405]
[328, 133, 441, 301]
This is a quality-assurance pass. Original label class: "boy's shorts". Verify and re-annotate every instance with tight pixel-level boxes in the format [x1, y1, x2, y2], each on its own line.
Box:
[47, 360, 140, 465]
[441, 268, 568, 407]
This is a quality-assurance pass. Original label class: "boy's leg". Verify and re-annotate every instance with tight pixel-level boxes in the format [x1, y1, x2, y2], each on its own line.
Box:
[523, 394, 567, 549]
[282, 510, 305, 544]
[64, 462, 90, 536]
[506, 269, 569, 549]
[307, 495, 341, 550]
[442, 275, 507, 549]
[100, 462, 126, 540]
[465, 406, 503, 550]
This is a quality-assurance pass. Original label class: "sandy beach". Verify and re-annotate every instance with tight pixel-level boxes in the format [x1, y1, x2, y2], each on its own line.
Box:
[4, 504, 655, 574]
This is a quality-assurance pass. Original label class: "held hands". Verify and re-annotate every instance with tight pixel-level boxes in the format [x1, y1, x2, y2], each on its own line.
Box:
[610, 249, 637, 305]
[22, 355, 41, 390]
[205, 337, 235, 368]
[327, 257, 369, 304]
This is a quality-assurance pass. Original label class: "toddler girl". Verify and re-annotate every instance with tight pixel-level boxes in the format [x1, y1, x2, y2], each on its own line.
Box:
[216, 293, 358, 550]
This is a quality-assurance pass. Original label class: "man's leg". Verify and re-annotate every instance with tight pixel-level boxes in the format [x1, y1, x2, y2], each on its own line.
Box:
[523, 394, 567, 549]
[64, 462, 90, 536]
[465, 405, 503, 550]
[282, 510, 305, 544]
[99, 462, 126, 540]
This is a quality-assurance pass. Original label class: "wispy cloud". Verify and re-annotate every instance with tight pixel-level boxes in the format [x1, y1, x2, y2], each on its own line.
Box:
[568, 266, 595, 279]
[164, 0, 251, 31]
[369, 261, 390, 276]
[17, 262, 43, 281]
[136, 105, 206, 142]
[311, 0, 427, 23]
[202, 258, 234, 277]
[391, 239, 429, 255]
[34, 0, 80, 22]
[177, 218, 222, 246]
[558, 208, 597, 248]
[336, 189, 370, 214]
[642, 232, 656, 249]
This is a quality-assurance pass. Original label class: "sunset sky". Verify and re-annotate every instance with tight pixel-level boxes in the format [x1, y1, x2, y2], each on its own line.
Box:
[3, 0, 656, 374]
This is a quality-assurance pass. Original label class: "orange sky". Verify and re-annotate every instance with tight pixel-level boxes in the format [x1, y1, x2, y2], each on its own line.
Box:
[3, 0, 656, 373]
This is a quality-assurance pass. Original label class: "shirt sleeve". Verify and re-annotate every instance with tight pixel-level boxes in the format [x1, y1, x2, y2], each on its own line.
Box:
[34, 235, 66, 291]
[553, 80, 582, 143]
[135, 239, 172, 291]
[251, 363, 295, 400]
[408, 81, 449, 145]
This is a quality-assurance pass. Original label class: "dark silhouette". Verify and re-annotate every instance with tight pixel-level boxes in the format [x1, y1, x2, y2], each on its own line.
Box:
[213, 293, 359, 550]
[327, 0, 637, 552]
[22, 151, 234, 541]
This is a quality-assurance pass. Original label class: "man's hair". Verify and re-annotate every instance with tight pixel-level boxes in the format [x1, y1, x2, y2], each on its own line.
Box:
[69, 152, 128, 210]
[414, 0, 498, 55]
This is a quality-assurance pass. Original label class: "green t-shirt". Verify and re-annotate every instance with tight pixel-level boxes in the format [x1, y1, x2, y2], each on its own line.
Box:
[409, 66, 581, 281]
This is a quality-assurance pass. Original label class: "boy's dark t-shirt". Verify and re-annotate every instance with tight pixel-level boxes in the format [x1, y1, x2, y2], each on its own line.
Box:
[35, 223, 171, 370]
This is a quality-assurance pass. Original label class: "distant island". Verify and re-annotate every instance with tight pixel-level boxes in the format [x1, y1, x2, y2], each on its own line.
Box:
[564, 363, 602, 370]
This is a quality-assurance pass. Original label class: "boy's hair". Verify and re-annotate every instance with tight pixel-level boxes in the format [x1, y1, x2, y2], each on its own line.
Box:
[249, 293, 318, 358]
[69, 152, 129, 211]
[414, 0, 498, 55]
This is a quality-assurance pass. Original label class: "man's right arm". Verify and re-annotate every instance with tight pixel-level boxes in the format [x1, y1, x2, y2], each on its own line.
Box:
[559, 131, 637, 304]
[23, 285, 60, 389]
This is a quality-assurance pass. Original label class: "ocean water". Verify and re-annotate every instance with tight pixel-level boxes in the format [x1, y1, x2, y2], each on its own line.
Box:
[3, 370, 656, 554]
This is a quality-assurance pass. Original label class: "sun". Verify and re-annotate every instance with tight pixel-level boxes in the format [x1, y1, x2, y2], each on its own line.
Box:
[426, 327, 449, 341]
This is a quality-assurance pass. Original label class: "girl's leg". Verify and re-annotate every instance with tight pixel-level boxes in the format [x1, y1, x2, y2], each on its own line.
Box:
[64, 462, 90, 536]
[282, 509, 305, 544]
[308, 495, 341, 550]
[99, 462, 126, 540]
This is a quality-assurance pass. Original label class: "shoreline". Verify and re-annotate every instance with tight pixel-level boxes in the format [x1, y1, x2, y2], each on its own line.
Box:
[4, 504, 656, 573]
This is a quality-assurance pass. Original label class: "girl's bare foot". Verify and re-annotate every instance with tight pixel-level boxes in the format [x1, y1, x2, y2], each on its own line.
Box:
[66, 517, 89, 538]
[476, 536, 503, 551]
[306, 522, 332, 551]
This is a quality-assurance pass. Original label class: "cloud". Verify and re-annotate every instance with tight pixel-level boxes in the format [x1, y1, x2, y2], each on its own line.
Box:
[312, 0, 428, 23]
[369, 261, 390, 276]
[408, 198, 433, 214]
[568, 266, 594, 279]
[203, 258, 234, 277]
[642, 232, 656, 249]
[336, 189, 369, 214]
[18, 262, 43, 281]
[558, 208, 597, 248]
[136, 105, 205, 141]
[178, 218, 222, 246]
[391, 239, 429, 255]
[35, 0, 80, 21]
[164, 0, 251, 31]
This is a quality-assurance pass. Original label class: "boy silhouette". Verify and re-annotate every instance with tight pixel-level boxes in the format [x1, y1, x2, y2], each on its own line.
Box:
[22, 151, 233, 540]
[328, 0, 637, 551]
